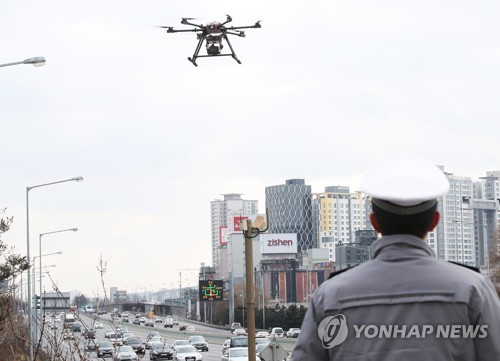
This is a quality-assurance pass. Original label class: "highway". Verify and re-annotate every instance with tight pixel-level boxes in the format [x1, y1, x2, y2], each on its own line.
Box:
[42, 313, 295, 360]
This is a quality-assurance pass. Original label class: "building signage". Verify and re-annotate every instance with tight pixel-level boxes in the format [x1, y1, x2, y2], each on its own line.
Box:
[260, 258, 298, 271]
[260, 233, 297, 254]
[199, 280, 224, 301]
[228, 214, 266, 233]
[219, 226, 230, 245]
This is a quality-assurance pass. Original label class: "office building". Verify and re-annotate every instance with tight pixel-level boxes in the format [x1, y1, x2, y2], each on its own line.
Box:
[265, 179, 314, 254]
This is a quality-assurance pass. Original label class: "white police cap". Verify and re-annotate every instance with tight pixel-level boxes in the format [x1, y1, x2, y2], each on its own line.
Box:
[361, 155, 450, 215]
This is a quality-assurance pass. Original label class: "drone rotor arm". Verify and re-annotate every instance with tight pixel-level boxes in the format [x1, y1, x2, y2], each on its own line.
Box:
[221, 14, 233, 26]
[180, 20, 205, 28]
[224, 23, 261, 31]
[225, 30, 245, 37]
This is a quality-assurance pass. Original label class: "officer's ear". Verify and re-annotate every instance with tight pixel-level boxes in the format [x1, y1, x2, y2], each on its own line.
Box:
[369, 213, 381, 233]
[428, 212, 440, 232]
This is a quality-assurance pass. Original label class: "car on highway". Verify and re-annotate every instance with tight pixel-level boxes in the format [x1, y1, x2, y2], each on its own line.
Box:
[109, 333, 124, 346]
[150, 342, 173, 360]
[84, 339, 99, 352]
[188, 335, 209, 352]
[133, 318, 141, 325]
[232, 328, 247, 336]
[222, 347, 248, 361]
[114, 345, 138, 361]
[172, 339, 190, 350]
[230, 322, 241, 332]
[97, 340, 115, 358]
[221, 339, 231, 354]
[270, 327, 284, 338]
[145, 319, 155, 327]
[122, 317, 130, 323]
[155, 317, 163, 323]
[172, 345, 202, 361]
[122, 332, 135, 343]
[126, 337, 145, 355]
[147, 336, 163, 349]
[255, 330, 270, 338]
[62, 329, 74, 340]
[229, 336, 248, 348]
[286, 327, 301, 338]
[139, 316, 147, 323]
[72, 322, 82, 333]
[95, 321, 104, 329]
[83, 329, 96, 339]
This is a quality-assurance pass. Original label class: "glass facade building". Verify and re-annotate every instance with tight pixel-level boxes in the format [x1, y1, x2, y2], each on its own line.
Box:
[265, 179, 315, 253]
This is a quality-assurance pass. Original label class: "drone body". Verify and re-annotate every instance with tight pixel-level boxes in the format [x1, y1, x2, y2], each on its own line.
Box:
[160, 15, 261, 66]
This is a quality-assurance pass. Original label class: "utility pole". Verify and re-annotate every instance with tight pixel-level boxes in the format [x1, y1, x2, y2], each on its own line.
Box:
[242, 210, 269, 361]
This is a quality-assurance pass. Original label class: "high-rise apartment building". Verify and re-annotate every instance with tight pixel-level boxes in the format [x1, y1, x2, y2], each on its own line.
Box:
[312, 186, 371, 262]
[210, 194, 258, 267]
[265, 179, 314, 253]
[430, 169, 475, 266]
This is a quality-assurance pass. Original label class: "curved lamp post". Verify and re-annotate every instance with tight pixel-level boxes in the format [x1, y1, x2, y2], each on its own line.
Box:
[0, 57, 46, 68]
[26, 176, 83, 361]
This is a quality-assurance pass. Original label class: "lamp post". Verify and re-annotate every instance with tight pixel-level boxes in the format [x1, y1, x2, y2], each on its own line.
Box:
[0, 57, 46, 68]
[31, 260, 57, 347]
[26, 176, 83, 361]
[39, 229, 77, 317]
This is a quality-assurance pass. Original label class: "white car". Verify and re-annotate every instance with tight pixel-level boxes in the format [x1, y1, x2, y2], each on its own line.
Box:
[286, 328, 301, 338]
[232, 328, 247, 336]
[146, 336, 163, 349]
[255, 331, 270, 338]
[95, 321, 104, 329]
[173, 345, 202, 361]
[114, 345, 138, 361]
[270, 327, 284, 338]
[221, 347, 248, 361]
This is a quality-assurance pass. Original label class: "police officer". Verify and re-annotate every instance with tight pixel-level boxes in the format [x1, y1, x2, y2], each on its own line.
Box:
[291, 156, 500, 361]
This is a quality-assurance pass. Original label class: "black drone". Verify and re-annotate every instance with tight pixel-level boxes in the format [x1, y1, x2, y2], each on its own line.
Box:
[159, 15, 261, 66]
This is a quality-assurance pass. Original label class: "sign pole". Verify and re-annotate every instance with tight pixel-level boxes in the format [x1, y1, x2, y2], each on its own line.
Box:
[242, 210, 269, 361]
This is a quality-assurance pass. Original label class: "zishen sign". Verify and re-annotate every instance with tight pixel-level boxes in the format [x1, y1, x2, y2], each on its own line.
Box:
[260, 233, 297, 254]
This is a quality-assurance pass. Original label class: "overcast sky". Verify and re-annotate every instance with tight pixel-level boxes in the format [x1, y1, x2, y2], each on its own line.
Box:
[2, 0, 499, 297]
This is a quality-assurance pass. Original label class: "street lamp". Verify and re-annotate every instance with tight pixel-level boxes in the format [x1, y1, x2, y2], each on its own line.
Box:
[31, 259, 57, 347]
[26, 176, 83, 361]
[0, 57, 46, 68]
[39, 228, 77, 317]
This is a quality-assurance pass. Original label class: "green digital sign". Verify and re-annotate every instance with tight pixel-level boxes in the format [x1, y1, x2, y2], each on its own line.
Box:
[199, 280, 224, 301]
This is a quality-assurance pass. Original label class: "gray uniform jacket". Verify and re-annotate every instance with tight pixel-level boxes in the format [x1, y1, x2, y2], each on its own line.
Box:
[291, 234, 500, 361]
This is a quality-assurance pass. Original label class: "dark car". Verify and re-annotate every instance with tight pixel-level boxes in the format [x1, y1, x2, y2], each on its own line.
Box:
[145, 319, 155, 327]
[150, 342, 173, 360]
[72, 323, 82, 333]
[97, 340, 114, 358]
[83, 329, 96, 339]
[133, 318, 141, 325]
[126, 337, 145, 355]
[84, 339, 99, 352]
[188, 335, 209, 352]
[229, 336, 248, 348]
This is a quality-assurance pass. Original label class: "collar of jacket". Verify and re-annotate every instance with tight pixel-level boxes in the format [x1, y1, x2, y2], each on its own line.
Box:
[372, 234, 436, 260]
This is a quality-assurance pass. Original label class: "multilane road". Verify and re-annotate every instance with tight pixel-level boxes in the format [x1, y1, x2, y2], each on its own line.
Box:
[56, 313, 296, 361]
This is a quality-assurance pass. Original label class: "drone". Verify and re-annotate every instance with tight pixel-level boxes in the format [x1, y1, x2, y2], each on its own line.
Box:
[159, 15, 261, 66]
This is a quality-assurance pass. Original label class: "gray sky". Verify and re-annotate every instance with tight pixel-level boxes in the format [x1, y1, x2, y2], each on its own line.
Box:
[2, 0, 499, 297]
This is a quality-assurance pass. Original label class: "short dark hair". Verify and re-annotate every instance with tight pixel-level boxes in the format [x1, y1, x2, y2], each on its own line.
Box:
[371, 201, 437, 238]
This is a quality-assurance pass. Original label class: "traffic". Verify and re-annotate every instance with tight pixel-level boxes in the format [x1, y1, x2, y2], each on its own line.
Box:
[40, 310, 296, 360]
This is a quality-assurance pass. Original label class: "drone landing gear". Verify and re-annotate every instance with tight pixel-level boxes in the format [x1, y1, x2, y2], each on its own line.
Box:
[187, 57, 198, 67]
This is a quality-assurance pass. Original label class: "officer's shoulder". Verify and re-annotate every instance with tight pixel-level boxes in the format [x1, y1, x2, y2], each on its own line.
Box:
[328, 265, 360, 279]
[447, 261, 481, 273]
